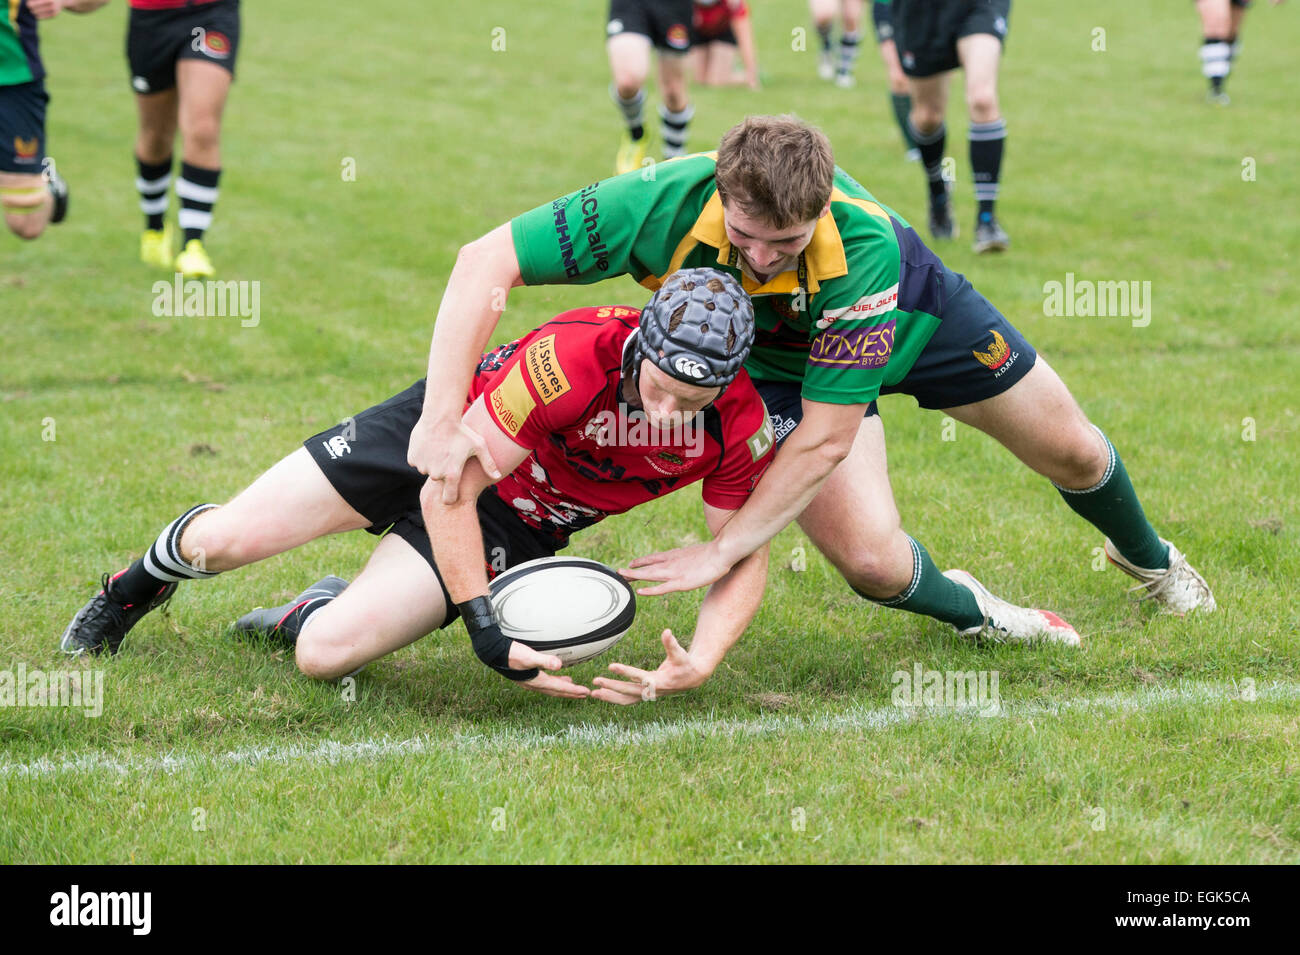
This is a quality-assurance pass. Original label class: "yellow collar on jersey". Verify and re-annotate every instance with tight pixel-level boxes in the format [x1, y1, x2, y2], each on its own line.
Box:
[643, 191, 850, 296]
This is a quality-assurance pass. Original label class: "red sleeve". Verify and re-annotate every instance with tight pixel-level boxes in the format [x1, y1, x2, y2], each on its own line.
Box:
[479, 310, 620, 450]
[701, 375, 775, 510]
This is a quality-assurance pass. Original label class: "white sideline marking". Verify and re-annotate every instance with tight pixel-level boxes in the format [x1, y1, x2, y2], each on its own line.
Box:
[1, 681, 1295, 780]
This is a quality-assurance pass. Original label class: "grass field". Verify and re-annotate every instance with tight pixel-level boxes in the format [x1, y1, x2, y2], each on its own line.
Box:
[1, 1, 1297, 864]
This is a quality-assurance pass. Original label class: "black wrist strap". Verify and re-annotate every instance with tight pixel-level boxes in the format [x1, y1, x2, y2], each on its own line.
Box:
[457, 595, 538, 682]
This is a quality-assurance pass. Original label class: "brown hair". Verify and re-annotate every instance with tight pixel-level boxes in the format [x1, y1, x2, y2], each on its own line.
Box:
[714, 115, 835, 229]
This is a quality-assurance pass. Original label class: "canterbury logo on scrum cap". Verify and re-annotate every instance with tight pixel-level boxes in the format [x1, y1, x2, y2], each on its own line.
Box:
[673, 356, 707, 379]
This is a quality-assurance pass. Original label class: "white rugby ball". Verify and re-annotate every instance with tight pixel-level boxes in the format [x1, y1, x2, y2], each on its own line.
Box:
[489, 557, 637, 667]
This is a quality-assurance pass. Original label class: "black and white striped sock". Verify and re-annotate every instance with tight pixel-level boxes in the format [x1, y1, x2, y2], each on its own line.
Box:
[135, 156, 172, 232]
[908, 119, 948, 199]
[109, 504, 220, 605]
[177, 162, 220, 244]
[837, 30, 861, 76]
[969, 118, 1006, 218]
[1200, 37, 1231, 91]
[659, 102, 694, 159]
[611, 85, 646, 140]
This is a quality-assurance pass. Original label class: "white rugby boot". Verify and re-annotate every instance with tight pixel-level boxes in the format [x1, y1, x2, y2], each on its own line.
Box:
[1104, 538, 1216, 615]
[943, 569, 1083, 647]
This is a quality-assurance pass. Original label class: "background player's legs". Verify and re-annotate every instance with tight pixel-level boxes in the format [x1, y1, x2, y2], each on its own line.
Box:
[906, 71, 953, 239]
[699, 41, 738, 85]
[1, 172, 53, 239]
[657, 50, 692, 159]
[294, 533, 450, 680]
[835, 0, 864, 87]
[809, 0, 837, 79]
[796, 417, 985, 631]
[942, 358, 1172, 572]
[174, 58, 231, 276]
[608, 30, 652, 173]
[957, 31, 1008, 250]
[134, 87, 178, 267]
[1196, 0, 1233, 102]
[878, 37, 919, 159]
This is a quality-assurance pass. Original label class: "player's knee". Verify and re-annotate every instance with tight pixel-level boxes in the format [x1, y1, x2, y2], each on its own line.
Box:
[910, 104, 943, 134]
[181, 116, 221, 155]
[837, 543, 912, 599]
[1047, 426, 1110, 489]
[612, 76, 644, 100]
[966, 89, 999, 123]
[888, 72, 909, 96]
[5, 210, 45, 240]
[295, 625, 357, 681]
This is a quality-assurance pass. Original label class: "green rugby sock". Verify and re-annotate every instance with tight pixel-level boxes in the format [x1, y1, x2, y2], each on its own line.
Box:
[891, 93, 917, 150]
[1055, 427, 1169, 570]
[856, 537, 983, 631]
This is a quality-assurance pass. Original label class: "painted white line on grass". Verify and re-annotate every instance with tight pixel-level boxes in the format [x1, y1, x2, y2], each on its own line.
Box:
[2, 680, 1295, 780]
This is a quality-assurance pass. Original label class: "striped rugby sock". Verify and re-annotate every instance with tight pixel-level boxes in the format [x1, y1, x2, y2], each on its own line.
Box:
[136, 155, 172, 232]
[969, 118, 1006, 219]
[659, 102, 694, 159]
[177, 162, 220, 244]
[611, 85, 646, 141]
[110, 504, 220, 605]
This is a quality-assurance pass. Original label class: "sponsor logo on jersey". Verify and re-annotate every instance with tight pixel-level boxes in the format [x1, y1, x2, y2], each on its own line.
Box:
[816, 283, 899, 330]
[13, 136, 38, 161]
[770, 413, 798, 445]
[973, 329, 1018, 377]
[746, 415, 775, 462]
[321, 435, 351, 459]
[666, 23, 689, 49]
[674, 356, 707, 379]
[807, 320, 895, 369]
[645, 449, 693, 476]
[551, 199, 580, 278]
[524, 334, 571, 404]
[578, 183, 610, 272]
[202, 31, 231, 59]
[489, 363, 536, 437]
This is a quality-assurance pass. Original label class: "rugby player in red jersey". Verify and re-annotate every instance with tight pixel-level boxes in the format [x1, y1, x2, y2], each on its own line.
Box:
[127, 0, 241, 277]
[59, 270, 775, 703]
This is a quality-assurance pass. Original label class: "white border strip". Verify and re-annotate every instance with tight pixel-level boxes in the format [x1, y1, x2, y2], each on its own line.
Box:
[2, 681, 1294, 780]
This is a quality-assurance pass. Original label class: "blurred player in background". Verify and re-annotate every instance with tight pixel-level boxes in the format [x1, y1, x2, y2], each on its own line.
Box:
[810, 0, 863, 88]
[608, 0, 695, 174]
[871, 2, 919, 161]
[689, 0, 759, 89]
[128, 0, 241, 278]
[1195, 0, 1284, 105]
[893, 0, 1010, 253]
[0, 0, 108, 240]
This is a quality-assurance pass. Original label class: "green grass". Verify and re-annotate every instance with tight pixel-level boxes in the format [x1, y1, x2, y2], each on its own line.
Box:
[1, 1, 1297, 864]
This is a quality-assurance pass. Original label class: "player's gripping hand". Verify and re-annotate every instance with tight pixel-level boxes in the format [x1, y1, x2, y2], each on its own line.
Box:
[507, 642, 589, 699]
[620, 541, 734, 596]
[408, 413, 501, 505]
[591, 629, 709, 705]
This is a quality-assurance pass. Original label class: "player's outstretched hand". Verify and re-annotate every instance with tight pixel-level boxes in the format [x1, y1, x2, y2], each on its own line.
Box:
[591, 629, 707, 705]
[409, 414, 501, 504]
[619, 541, 734, 596]
[510, 641, 591, 699]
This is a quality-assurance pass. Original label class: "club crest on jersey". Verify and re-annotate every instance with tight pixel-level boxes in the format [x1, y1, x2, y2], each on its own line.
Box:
[13, 136, 38, 161]
[321, 435, 351, 459]
[807, 320, 895, 369]
[645, 450, 693, 476]
[201, 30, 231, 59]
[816, 284, 899, 330]
[666, 24, 689, 49]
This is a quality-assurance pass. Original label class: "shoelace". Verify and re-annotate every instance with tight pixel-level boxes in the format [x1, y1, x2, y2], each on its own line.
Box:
[1125, 551, 1207, 604]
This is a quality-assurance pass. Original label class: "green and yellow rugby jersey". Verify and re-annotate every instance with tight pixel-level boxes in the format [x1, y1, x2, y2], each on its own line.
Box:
[510, 153, 947, 405]
[1, 1, 43, 87]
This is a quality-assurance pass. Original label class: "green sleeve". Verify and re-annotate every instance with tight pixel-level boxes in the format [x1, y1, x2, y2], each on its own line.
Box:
[510, 156, 714, 287]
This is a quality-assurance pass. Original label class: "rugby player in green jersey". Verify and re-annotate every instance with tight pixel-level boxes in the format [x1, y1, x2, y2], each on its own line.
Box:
[0, 0, 108, 240]
[408, 115, 1213, 672]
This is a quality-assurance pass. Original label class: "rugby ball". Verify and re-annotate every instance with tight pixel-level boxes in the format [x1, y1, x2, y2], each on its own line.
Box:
[488, 557, 636, 666]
